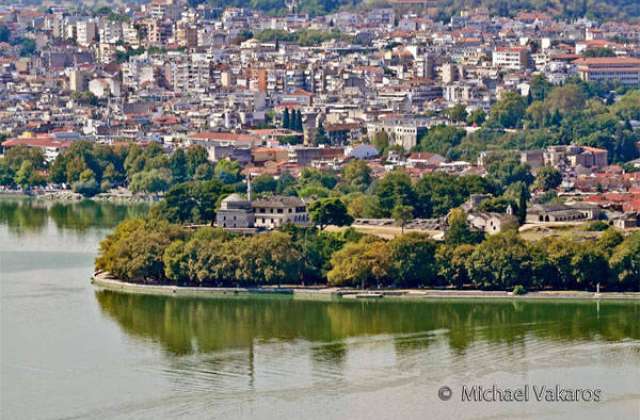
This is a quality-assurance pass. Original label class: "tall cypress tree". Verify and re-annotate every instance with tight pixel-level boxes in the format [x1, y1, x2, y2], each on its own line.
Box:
[294, 110, 303, 131]
[282, 108, 290, 129]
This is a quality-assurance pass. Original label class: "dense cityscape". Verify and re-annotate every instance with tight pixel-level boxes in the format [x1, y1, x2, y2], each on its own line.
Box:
[0, 0, 639, 292]
[2, 2, 640, 420]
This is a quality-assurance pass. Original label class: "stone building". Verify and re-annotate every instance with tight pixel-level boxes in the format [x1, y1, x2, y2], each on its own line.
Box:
[216, 194, 255, 229]
[253, 196, 309, 229]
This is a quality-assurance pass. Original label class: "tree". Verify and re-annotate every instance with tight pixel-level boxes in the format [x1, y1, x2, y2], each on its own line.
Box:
[371, 131, 390, 155]
[327, 238, 391, 289]
[392, 204, 413, 234]
[596, 228, 624, 258]
[467, 109, 486, 126]
[533, 166, 562, 191]
[341, 160, 371, 191]
[96, 218, 186, 282]
[466, 232, 533, 290]
[388, 233, 436, 287]
[447, 104, 468, 123]
[15, 161, 36, 191]
[186, 145, 210, 178]
[129, 169, 171, 193]
[416, 125, 466, 156]
[372, 170, 416, 216]
[344, 193, 384, 218]
[582, 48, 616, 57]
[445, 208, 484, 246]
[609, 232, 640, 291]
[282, 108, 290, 129]
[152, 179, 230, 224]
[238, 232, 302, 286]
[309, 198, 353, 230]
[530, 74, 552, 101]
[214, 159, 241, 184]
[169, 148, 188, 183]
[436, 244, 476, 288]
[487, 92, 528, 129]
[571, 247, 609, 290]
[314, 121, 330, 145]
[516, 182, 528, 225]
[0, 25, 10, 43]
[545, 84, 587, 114]
[252, 174, 278, 194]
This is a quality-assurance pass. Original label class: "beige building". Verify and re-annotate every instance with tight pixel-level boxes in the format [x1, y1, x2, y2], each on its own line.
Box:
[574, 57, 640, 86]
[253, 196, 309, 229]
[76, 20, 96, 47]
[492, 47, 529, 70]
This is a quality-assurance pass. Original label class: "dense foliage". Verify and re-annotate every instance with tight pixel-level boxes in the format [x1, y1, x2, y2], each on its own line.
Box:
[96, 220, 640, 291]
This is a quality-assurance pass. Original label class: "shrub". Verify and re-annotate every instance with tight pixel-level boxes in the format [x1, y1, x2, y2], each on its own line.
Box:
[512, 284, 527, 295]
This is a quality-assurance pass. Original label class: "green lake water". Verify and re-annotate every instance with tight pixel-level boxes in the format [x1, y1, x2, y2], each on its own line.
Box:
[1, 198, 639, 419]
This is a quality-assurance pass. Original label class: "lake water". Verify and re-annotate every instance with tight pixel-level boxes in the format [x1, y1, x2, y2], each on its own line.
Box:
[1, 198, 639, 420]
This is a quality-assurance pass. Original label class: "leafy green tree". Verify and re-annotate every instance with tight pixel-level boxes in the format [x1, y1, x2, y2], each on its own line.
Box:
[467, 109, 486, 126]
[596, 228, 624, 257]
[445, 208, 484, 246]
[15, 161, 38, 190]
[252, 174, 278, 194]
[372, 170, 416, 216]
[392, 204, 414, 233]
[152, 179, 231, 224]
[609, 232, 640, 291]
[533, 166, 562, 191]
[0, 161, 15, 187]
[186, 145, 209, 178]
[388, 233, 436, 287]
[341, 159, 371, 191]
[571, 247, 609, 290]
[447, 104, 468, 123]
[96, 218, 186, 282]
[214, 159, 241, 184]
[0, 25, 10, 43]
[314, 121, 330, 145]
[371, 131, 390, 155]
[238, 232, 302, 286]
[169, 148, 188, 183]
[129, 169, 171, 193]
[309, 197, 353, 230]
[582, 48, 616, 57]
[545, 84, 587, 114]
[487, 92, 528, 129]
[487, 157, 533, 190]
[327, 238, 390, 289]
[344, 193, 384, 218]
[436, 244, 475, 288]
[466, 232, 533, 290]
[416, 125, 466, 156]
[530, 74, 552, 101]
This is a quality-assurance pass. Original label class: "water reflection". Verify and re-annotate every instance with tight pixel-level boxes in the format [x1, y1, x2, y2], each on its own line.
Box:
[0, 197, 148, 234]
[95, 291, 640, 357]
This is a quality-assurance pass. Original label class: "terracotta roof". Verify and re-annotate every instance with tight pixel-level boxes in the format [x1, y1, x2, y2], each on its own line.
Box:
[190, 132, 258, 143]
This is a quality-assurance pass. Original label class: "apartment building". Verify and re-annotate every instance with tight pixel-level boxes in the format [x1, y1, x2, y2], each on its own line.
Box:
[492, 47, 529, 70]
[76, 20, 96, 47]
[574, 57, 640, 86]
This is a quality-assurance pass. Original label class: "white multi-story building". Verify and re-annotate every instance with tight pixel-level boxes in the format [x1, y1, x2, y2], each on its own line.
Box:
[492, 47, 529, 70]
[76, 20, 96, 47]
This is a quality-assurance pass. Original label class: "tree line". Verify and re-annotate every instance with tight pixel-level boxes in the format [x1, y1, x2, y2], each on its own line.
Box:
[95, 216, 640, 292]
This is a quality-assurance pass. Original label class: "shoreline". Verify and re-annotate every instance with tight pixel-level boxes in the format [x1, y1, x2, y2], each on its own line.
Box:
[0, 190, 159, 203]
[91, 273, 640, 302]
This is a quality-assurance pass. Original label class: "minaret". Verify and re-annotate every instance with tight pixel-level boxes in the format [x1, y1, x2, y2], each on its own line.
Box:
[247, 175, 252, 202]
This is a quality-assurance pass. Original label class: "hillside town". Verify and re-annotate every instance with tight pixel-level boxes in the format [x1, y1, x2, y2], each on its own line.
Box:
[1, 0, 640, 235]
